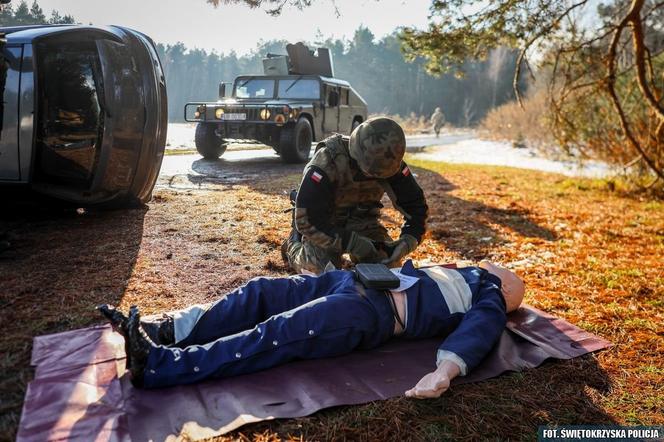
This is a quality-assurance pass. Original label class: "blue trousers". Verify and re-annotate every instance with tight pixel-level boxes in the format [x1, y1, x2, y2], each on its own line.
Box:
[142, 270, 395, 388]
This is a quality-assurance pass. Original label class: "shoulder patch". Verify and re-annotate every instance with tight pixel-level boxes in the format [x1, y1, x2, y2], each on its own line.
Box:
[402, 166, 411, 176]
[311, 171, 323, 183]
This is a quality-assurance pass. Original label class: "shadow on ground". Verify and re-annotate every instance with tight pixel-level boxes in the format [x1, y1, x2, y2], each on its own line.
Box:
[229, 349, 615, 441]
[158, 156, 558, 263]
[382, 165, 557, 260]
[157, 156, 304, 197]
[0, 199, 146, 441]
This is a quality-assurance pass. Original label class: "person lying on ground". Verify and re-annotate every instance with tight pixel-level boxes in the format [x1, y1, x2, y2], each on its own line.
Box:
[98, 260, 525, 398]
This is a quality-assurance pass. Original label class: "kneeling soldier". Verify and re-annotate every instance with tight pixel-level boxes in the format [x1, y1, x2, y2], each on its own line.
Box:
[282, 117, 428, 274]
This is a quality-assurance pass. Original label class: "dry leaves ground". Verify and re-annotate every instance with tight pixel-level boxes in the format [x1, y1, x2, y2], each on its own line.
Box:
[0, 157, 662, 441]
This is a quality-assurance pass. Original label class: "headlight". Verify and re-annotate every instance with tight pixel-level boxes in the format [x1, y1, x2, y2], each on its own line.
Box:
[215, 108, 225, 119]
[260, 108, 271, 120]
[195, 105, 205, 119]
[290, 108, 299, 119]
[194, 110, 201, 119]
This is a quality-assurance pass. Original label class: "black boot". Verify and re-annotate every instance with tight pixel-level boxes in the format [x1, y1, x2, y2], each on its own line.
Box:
[281, 189, 302, 263]
[97, 304, 129, 336]
[141, 314, 175, 346]
[125, 306, 155, 388]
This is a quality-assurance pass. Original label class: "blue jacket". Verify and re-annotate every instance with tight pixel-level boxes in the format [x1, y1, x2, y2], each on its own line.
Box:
[398, 260, 507, 375]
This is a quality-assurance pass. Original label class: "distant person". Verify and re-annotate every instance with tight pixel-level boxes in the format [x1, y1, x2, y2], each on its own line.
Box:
[430, 107, 446, 138]
[281, 117, 428, 275]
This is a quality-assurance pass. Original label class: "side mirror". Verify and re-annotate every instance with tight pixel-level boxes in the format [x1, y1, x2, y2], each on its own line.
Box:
[218, 82, 227, 100]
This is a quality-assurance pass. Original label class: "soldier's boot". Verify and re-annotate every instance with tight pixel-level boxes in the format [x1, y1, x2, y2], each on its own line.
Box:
[97, 304, 129, 335]
[141, 314, 175, 346]
[125, 306, 154, 388]
[98, 304, 174, 346]
[281, 189, 302, 264]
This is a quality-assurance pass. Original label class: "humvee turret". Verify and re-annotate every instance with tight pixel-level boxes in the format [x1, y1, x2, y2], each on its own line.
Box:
[184, 43, 368, 163]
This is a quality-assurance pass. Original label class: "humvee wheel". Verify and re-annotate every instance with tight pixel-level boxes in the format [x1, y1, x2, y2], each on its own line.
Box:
[279, 118, 312, 163]
[195, 123, 227, 160]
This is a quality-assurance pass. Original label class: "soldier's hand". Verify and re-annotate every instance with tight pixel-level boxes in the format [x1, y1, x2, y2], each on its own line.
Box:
[346, 232, 381, 262]
[381, 234, 418, 267]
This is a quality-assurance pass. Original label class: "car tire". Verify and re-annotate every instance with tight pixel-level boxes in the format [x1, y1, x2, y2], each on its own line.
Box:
[195, 123, 227, 160]
[279, 118, 313, 163]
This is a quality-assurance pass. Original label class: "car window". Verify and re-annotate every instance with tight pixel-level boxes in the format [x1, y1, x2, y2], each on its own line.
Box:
[327, 88, 339, 106]
[278, 79, 320, 99]
[340, 88, 349, 105]
[235, 79, 275, 98]
[35, 41, 103, 186]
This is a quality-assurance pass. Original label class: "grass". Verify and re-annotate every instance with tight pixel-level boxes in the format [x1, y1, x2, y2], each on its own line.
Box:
[0, 158, 662, 441]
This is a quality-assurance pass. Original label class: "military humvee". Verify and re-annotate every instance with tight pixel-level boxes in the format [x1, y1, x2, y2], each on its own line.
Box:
[184, 43, 368, 163]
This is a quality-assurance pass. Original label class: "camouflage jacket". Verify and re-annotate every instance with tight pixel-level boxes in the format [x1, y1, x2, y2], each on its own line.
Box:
[431, 110, 445, 126]
[294, 134, 428, 252]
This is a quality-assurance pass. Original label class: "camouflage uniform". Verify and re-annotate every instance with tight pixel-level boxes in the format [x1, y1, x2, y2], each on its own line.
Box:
[284, 134, 428, 274]
[431, 107, 445, 137]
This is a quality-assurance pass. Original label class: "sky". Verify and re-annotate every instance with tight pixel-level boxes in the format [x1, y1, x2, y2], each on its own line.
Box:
[34, 0, 433, 54]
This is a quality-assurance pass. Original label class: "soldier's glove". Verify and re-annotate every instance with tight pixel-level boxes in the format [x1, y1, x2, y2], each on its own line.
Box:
[381, 234, 418, 267]
[346, 232, 381, 262]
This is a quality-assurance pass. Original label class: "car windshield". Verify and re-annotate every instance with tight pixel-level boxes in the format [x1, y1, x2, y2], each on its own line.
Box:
[234, 78, 275, 99]
[278, 79, 320, 99]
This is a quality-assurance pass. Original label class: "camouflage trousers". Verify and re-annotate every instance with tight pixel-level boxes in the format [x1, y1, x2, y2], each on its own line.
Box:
[284, 215, 392, 275]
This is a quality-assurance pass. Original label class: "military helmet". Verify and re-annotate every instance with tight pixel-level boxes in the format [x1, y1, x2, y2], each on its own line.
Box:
[349, 117, 406, 178]
[435, 107, 441, 112]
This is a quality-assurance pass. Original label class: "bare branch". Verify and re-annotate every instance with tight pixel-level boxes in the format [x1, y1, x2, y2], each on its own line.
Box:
[512, 0, 591, 108]
[628, 0, 664, 121]
[605, 0, 664, 181]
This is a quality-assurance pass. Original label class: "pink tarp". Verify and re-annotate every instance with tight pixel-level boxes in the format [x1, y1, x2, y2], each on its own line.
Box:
[17, 305, 611, 441]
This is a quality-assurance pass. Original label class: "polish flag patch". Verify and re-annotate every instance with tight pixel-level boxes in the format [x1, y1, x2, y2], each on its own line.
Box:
[311, 171, 323, 183]
[402, 166, 411, 177]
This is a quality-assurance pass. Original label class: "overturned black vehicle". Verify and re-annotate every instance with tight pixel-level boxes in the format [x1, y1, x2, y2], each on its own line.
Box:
[185, 43, 367, 163]
[0, 25, 167, 207]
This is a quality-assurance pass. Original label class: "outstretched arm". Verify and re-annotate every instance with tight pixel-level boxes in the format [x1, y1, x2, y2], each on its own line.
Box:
[405, 360, 461, 399]
[406, 271, 507, 399]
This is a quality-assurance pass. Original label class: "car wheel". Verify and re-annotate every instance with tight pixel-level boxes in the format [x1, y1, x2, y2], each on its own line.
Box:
[279, 118, 313, 163]
[195, 123, 227, 160]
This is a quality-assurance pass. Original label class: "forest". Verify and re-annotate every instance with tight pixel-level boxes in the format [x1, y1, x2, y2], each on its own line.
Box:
[1, 1, 663, 441]
[155, 32, 523, 124]
[1, 0, 662, 180]
[0, 0, 523, 125]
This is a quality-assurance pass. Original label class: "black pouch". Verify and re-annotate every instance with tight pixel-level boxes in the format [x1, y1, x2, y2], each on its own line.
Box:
[354, 263, 400, 290]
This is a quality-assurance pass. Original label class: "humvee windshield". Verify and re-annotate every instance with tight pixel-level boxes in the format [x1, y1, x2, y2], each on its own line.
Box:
[235, 78, 274, 98]
[278, 79, 320, 99]
[233, 77, 321, 99]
